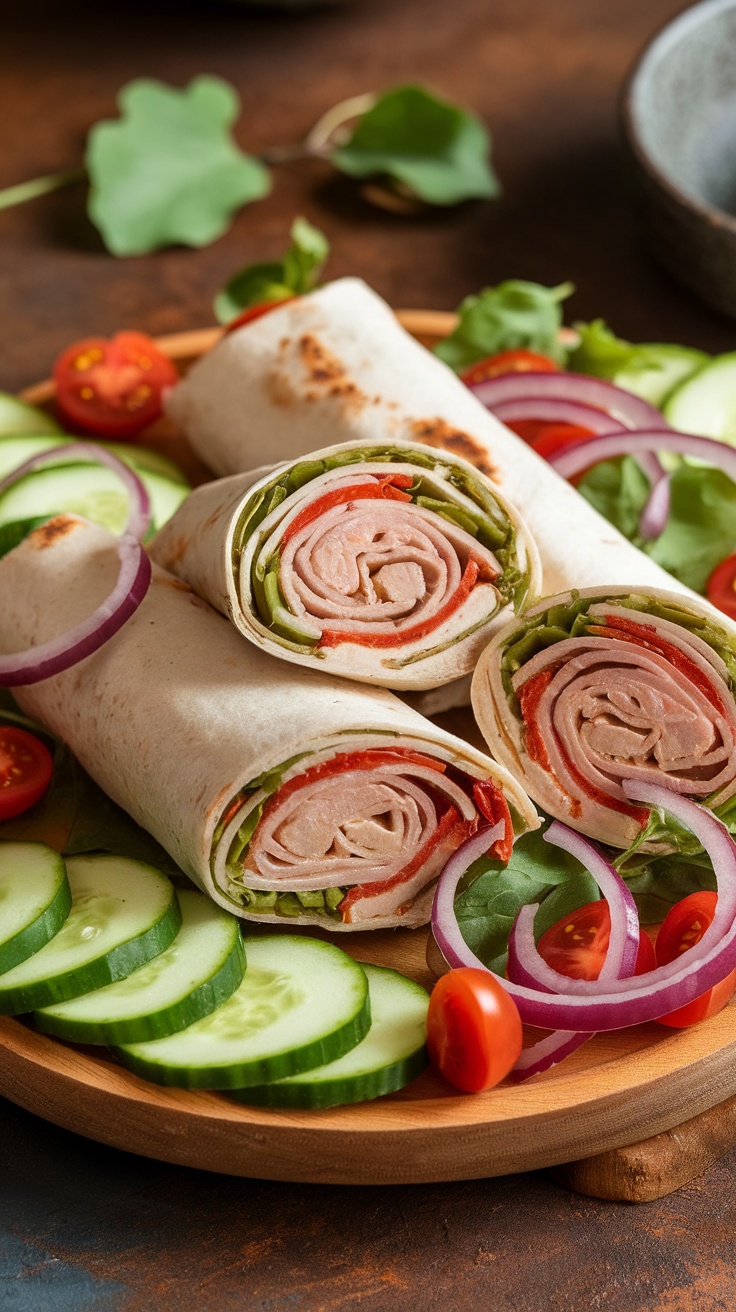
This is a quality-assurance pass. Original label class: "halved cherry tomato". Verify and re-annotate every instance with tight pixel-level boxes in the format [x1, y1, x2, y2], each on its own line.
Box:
[53, 331, 178, 439]
[537, 899, 655, 982]
[707, 554, 736, 622]
[505, 418, 596, 460]
[460, 349, 559, 386]
[426, 966, 522, 1092]
[225, 297, 297, 335]
[0, 726, 54, 820]
[654, 891, 736, 1028]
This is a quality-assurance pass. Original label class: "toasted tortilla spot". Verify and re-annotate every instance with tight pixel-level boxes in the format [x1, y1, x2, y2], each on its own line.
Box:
[29, 515, 80, 548]
[409, 418, 497, 480]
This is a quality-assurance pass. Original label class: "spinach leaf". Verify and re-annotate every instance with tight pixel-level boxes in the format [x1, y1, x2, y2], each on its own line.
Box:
[87, 76, 271, 257]
[331, 85, 499, 207]
[214, 216, 329, 324]
[435, 280, 573, 371]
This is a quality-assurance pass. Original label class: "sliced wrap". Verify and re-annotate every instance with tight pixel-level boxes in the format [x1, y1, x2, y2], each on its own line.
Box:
[0, 516, 538, 929]
[151, 439, 541, 690]
[165, 277, 697, 605]
[472, 587, 736, 851]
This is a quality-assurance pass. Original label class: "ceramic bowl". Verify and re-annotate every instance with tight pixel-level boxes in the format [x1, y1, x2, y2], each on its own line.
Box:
[622, 0, 736, 318]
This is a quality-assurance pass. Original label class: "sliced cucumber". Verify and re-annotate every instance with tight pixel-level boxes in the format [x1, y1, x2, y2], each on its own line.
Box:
[663, 352, 736, 443]
[116, 935, 370, 1090]
[0, 854, 180, 1014]
[34, 889, 245, 1045]
[0, 393, 61, 437]
[0, 842, 72, 974]
[0, 434, 188, 486]
[613, 345, 707, 408]
[232, 964, 429, 1109]
[0, 462, 188, 537]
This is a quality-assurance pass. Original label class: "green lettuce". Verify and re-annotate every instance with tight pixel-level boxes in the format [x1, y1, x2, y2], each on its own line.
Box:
[434, 280, 573, 372]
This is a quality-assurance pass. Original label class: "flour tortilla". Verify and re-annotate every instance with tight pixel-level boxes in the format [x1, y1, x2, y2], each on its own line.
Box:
[150, 439, 541, 690]
[0, 517, 538, 929]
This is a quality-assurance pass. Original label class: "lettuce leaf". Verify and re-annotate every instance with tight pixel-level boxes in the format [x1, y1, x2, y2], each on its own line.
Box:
[434, 280, 573, 371]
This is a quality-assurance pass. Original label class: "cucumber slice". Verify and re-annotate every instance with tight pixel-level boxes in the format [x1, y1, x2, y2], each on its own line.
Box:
[116, 935, 370, 1090]
[613, 346, 707, 408]
[0, 854, 180, 1014]
[0, 434, 188, 486]
[663, 352, 736, 444]
[232, 964, 429, 1109]
[0, 393, 61, 437]
[34, 889, 245, 1045]
[0, 462, 188, 537]
[0, 842, 72, 974]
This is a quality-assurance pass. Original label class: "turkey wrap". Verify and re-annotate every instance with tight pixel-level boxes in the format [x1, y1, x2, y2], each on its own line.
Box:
[472, 587, 736, 851]
[150, 439, 540, 690]
[0, 516, 538, 929]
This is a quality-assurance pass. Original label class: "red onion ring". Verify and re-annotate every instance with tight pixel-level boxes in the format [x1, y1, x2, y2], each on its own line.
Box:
[548, 428, 736, 485]
[638, 471, 672, 542]
[490, 397, 627, 435]
[467, 371, 665, 432]
[0, 442, 153, 686]
[432, 785, 736, 1031]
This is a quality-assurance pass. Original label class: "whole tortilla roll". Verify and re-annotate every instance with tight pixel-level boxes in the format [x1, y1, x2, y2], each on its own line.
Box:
[165, 277, 697, 605]
[0, 516, 538, 930]
[472, 586, 736, 850]
[150, 439, 541, 690]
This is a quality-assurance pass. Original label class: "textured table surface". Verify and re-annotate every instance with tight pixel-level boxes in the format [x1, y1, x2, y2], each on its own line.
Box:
[3, 0, 736, 1308]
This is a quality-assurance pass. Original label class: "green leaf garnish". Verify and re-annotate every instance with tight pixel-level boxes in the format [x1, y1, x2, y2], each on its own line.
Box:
[86, 76, 271, 257]
[434, 279, 573, 371]
[330, 85, 499, 207]
[213, 216, 329, 324]
[568, 320, 708, 406]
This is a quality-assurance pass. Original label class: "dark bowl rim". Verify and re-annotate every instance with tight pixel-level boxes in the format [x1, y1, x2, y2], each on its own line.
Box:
[620, 0, 736, 236]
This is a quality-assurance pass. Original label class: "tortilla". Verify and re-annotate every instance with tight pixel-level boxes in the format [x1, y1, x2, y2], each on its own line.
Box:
[0, 516, 538, 929]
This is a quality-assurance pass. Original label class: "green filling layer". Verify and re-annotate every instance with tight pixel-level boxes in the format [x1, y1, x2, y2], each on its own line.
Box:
[236, 886, 347, 920]
[233, 446, 530, 654]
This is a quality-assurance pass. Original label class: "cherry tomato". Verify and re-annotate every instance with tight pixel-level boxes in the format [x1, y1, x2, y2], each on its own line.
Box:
[654, 891, 736, 1028]
[537, 899, 655, 982]
[707, 554, 736, 622]
[0, 726, 54, 820]
[53, 331, 179, 439]
[460, 349, 559, 386]
[426, 966, 522, 1092]
[225, 297, 297, 335]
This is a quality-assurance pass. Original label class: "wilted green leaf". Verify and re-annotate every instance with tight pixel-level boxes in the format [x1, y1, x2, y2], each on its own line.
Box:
[214, 215, 329, 324]
[87, 76, 271, 257]
[331, 85, 499, 206]
[435, 279, 573, 371]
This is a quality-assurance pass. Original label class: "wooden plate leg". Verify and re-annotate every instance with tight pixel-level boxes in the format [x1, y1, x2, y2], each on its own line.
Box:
[549, 1089, 736, 1202]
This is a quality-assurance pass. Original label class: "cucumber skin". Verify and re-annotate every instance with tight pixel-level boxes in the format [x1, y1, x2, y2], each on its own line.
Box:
[232, 1046, 428, 1110]
[33, 929, 246, 1046]
[0, 871, 72, 975]
[0, 893, 181, 1016]
[115, 952, 372, 1091]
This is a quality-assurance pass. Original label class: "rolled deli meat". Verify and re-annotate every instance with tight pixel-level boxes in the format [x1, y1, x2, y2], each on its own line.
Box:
[471, 587, 736, 850]
[165, 277, 697, 605]
[0, 517, 538, 930]
[151, 439, 541, 690]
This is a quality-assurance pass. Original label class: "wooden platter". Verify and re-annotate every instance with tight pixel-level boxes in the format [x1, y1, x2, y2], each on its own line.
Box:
[4, 310, 736, 1197]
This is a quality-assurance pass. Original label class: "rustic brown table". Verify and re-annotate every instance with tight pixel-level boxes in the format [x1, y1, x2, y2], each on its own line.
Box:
[3, 0, 736, 1307]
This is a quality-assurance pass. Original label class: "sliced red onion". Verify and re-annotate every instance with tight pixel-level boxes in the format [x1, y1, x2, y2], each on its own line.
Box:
[490, 397, 627, 435]
[468, 371, 665, 432]
[0, 529, 151, 687]
[638, 471, 672, 541]
[507, 1029, 589, 1082]
[432, 787, 736, 1031]
[549, 428, 736, 485]
[0, 443, 153, 687]
[0, 441, 152, 542]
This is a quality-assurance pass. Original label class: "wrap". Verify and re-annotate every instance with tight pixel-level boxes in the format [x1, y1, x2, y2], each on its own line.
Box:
[0, 516, 538, 929]
[150, 439, 541, 690]
[165, 277, 697, 605]
[472, 587, 736, 850]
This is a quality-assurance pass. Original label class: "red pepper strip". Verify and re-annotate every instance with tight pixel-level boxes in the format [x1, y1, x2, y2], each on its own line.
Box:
[517, 669, 644, 823]
[318, 557, 482, 650]
[472, 780, 514, 862]
[592, 616, 729, 719]
[258, 747, 447, 821]
[339, 804, 471, 921]
[281, 475, 414, 545]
